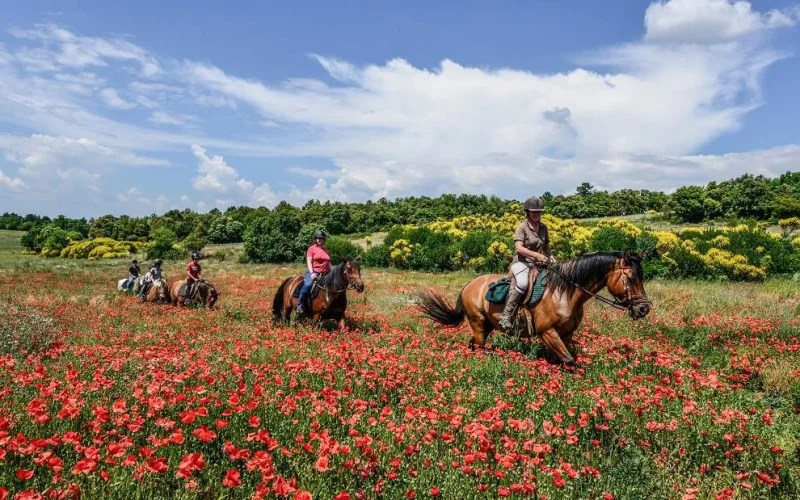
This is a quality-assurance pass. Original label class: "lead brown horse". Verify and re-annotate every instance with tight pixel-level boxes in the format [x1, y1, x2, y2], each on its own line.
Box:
[272, 259, 365, 330]
[169, 279, 219, 309]
[417, 251, 651, 365]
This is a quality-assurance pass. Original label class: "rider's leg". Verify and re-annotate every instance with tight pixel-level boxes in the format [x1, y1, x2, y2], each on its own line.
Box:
[499, 262, 530, 331]
[296, 271, 313, 314]
[184, 278, 195, 305]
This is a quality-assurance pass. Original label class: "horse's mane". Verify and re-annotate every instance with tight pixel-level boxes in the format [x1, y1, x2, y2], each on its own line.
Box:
[548, 252, 641, 293]
[319, 259, 356, 291]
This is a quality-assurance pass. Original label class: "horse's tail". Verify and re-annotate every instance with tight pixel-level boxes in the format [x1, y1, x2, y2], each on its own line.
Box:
[417, 289, 465, 327]
[272, 278, 291, 321]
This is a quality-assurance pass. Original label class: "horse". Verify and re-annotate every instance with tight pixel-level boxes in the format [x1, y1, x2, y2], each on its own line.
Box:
[117, 276, 144, 294]
[417, 251, 652, 365]
[142, 279, 169, 304]
[272, 258, 365, 330]
[169, 279, 219, 309]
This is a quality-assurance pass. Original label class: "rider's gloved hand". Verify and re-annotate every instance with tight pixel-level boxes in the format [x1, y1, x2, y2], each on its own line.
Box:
[311, 272, 319, 280]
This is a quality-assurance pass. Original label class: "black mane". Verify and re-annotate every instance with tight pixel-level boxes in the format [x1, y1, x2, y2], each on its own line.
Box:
[318, 259, 357, 291]
[548, 252, 641, 293]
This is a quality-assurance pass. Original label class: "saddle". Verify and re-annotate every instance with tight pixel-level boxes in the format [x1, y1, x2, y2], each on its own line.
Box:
[292, 273, 326, 301]
[485, 267, 548, 307]
[178, 279, 204, 298]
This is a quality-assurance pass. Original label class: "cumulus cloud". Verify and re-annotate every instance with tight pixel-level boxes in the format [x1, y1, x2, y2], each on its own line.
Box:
[644, 0, 799, 43]
[2, 0, 800, 214]
[191, 145, 280, 207]
[100, 88, 135, 109]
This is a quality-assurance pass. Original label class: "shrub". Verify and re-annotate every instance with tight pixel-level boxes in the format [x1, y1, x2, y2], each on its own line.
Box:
[60, 238, 139, 260]
[362, 244, 390, 268]
[243, 210, 302, 263]
[146, 228, 185, 260]
[325, 236, 363, 264]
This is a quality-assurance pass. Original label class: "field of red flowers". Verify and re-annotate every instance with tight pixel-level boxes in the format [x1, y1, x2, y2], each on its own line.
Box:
[0, 257, 798, 499]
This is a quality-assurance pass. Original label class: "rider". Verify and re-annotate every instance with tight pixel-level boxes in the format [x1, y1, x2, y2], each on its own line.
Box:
[296, 230, 331, 315]
[127, 259, 140, 291]
[185, 252, 202, 305]
[138, 259, 163, 301]
[499, 196, 555, 331]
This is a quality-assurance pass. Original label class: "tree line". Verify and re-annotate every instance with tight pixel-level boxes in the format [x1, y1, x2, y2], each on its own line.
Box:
[2, 171, 798, 256]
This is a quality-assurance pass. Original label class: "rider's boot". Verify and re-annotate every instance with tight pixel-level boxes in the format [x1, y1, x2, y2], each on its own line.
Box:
[499, 287, 524, 331]
[184, 283, 192, 305]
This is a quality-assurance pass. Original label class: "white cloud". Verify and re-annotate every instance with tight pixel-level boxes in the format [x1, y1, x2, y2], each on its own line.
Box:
[148, 110, 200, 127]
[191, 144, 280, 207]
[644, 0, 799, 43]
[8, 23, 162, 76]
[100, 88, 135, 109]
[0, 169, 26, 190]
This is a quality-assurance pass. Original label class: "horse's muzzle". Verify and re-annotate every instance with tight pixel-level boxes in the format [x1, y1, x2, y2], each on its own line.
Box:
[629, 301, 651, 320]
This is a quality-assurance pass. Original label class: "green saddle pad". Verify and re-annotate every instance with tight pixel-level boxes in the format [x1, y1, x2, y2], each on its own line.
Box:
[485, 270, 548, 306]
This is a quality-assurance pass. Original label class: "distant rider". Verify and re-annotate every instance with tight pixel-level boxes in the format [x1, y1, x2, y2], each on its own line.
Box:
[138, 259, 163, 301]
[296, 230, 331, 315]
[127, 259, 140, 291]
[185, 252, 202, 305]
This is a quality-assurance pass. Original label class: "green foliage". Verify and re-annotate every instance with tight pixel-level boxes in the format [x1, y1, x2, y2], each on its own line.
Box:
[324, 236, 363, 264]
[243, 205, 302, 263]
[182, 224, 209, 253]
[362, 244, 390, 268]
[208, 216, 244, 244]
[146, 227, 184, 260]
[668, 186, 707, 223]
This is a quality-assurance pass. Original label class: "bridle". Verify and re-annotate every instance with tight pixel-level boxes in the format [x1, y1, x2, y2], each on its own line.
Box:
[315, 265, 363, 294]
[545, 261, 651, 315]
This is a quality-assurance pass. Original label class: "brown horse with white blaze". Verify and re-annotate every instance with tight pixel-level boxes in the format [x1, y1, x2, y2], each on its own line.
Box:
[417, 251, 652, 365]
[272, 258, 364, 330]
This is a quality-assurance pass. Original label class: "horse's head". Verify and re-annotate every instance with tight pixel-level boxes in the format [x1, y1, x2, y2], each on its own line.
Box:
[155, 280, 167, 302]
[344, 258, 364, 293]
[607, 251, 651, 320]
[203, 282, 219, 309]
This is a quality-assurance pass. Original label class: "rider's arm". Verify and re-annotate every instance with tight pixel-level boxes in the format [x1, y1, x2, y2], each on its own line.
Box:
[306, 254, 315, 275]
[515, 241, 548, 264]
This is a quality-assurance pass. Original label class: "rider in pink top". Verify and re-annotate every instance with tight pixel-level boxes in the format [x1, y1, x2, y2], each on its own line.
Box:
[297, 230, 330, 314]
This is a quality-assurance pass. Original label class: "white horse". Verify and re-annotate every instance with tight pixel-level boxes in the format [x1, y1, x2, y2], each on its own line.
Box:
[117, 276, 144, 294]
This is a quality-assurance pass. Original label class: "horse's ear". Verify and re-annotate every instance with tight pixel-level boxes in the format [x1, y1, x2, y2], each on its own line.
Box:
[623, 250, 631, 263]
[636, 250, 645, 261]
[355, 255, 362, 263]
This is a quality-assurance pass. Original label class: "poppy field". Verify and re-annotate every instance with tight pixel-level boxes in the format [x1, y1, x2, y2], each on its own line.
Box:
[0, 245, 798, 499]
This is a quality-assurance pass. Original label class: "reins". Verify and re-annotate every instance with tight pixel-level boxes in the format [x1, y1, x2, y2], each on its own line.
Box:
[544, 262, 645, 312]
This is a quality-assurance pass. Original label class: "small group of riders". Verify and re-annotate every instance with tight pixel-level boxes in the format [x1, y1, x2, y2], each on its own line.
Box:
[124, 252, 204, 305]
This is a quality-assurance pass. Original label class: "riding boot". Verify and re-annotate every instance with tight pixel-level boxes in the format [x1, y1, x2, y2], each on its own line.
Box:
[499, 287, 525, 331]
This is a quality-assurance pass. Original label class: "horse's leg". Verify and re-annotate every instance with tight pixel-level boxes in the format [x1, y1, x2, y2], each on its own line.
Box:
[541, 328, 575, 365]
[466, 308, 490, 350]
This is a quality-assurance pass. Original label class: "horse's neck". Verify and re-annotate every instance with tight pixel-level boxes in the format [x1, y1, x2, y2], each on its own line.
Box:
[560, 260, 612, 307]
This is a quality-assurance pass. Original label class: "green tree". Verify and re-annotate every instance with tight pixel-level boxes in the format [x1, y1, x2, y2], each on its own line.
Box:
[669, 186, 707, 223]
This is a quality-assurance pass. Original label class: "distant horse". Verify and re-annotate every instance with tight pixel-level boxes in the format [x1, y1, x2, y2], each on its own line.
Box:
[169, 279, 219, 309]
[417, 251, 651, 365]
[142, 279, 169, 304]
[272, 258, 365, 330]
[117, 276, 144, 294]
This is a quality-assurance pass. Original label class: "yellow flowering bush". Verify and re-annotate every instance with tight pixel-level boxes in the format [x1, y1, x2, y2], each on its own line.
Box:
[594, 218, 642, 238]
[487, 241, 513, 261]
[709, 235, 730, 248]
[60, 238, 137, 260]
[779, 217, 800, 235]
[653, 231, 680, 253]
[702, 248, 766, 281]
[389, 239, 413, 267]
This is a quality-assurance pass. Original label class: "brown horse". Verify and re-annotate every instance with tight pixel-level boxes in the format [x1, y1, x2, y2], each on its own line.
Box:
[272, 258, 365, 330]
[169, 279, 219, 309]
[143, 279, 169, 304]
[417, 251, 651, 365]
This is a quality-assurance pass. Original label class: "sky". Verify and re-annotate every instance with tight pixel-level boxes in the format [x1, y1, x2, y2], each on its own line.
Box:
[1, 0, 799, 218]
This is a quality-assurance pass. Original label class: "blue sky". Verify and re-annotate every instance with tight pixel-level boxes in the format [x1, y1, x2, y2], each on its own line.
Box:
[1, 0, 799, 217]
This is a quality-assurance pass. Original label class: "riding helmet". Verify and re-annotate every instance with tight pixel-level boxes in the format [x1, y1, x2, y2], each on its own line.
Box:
[191, 251, 201, 260]
[132, 259, 138, 264]
[313, 229, 328, 240]
[154, 259, 163, 266]
[523, 196, 545, 212]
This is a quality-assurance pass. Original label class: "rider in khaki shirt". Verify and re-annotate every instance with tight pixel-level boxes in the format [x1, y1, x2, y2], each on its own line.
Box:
[499, 196, 556, 331]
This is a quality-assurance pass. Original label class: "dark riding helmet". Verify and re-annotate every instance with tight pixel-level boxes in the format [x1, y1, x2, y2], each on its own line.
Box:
[154, 259, 163, 266]
[523, 196, 545, 212]
[191, 251, 201, 260]
[132, 259, 138, 264]
[313, 230, 327, 240]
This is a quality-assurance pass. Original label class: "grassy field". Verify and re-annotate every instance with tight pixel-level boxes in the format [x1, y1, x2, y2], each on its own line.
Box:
[0, 231, 798, 499]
